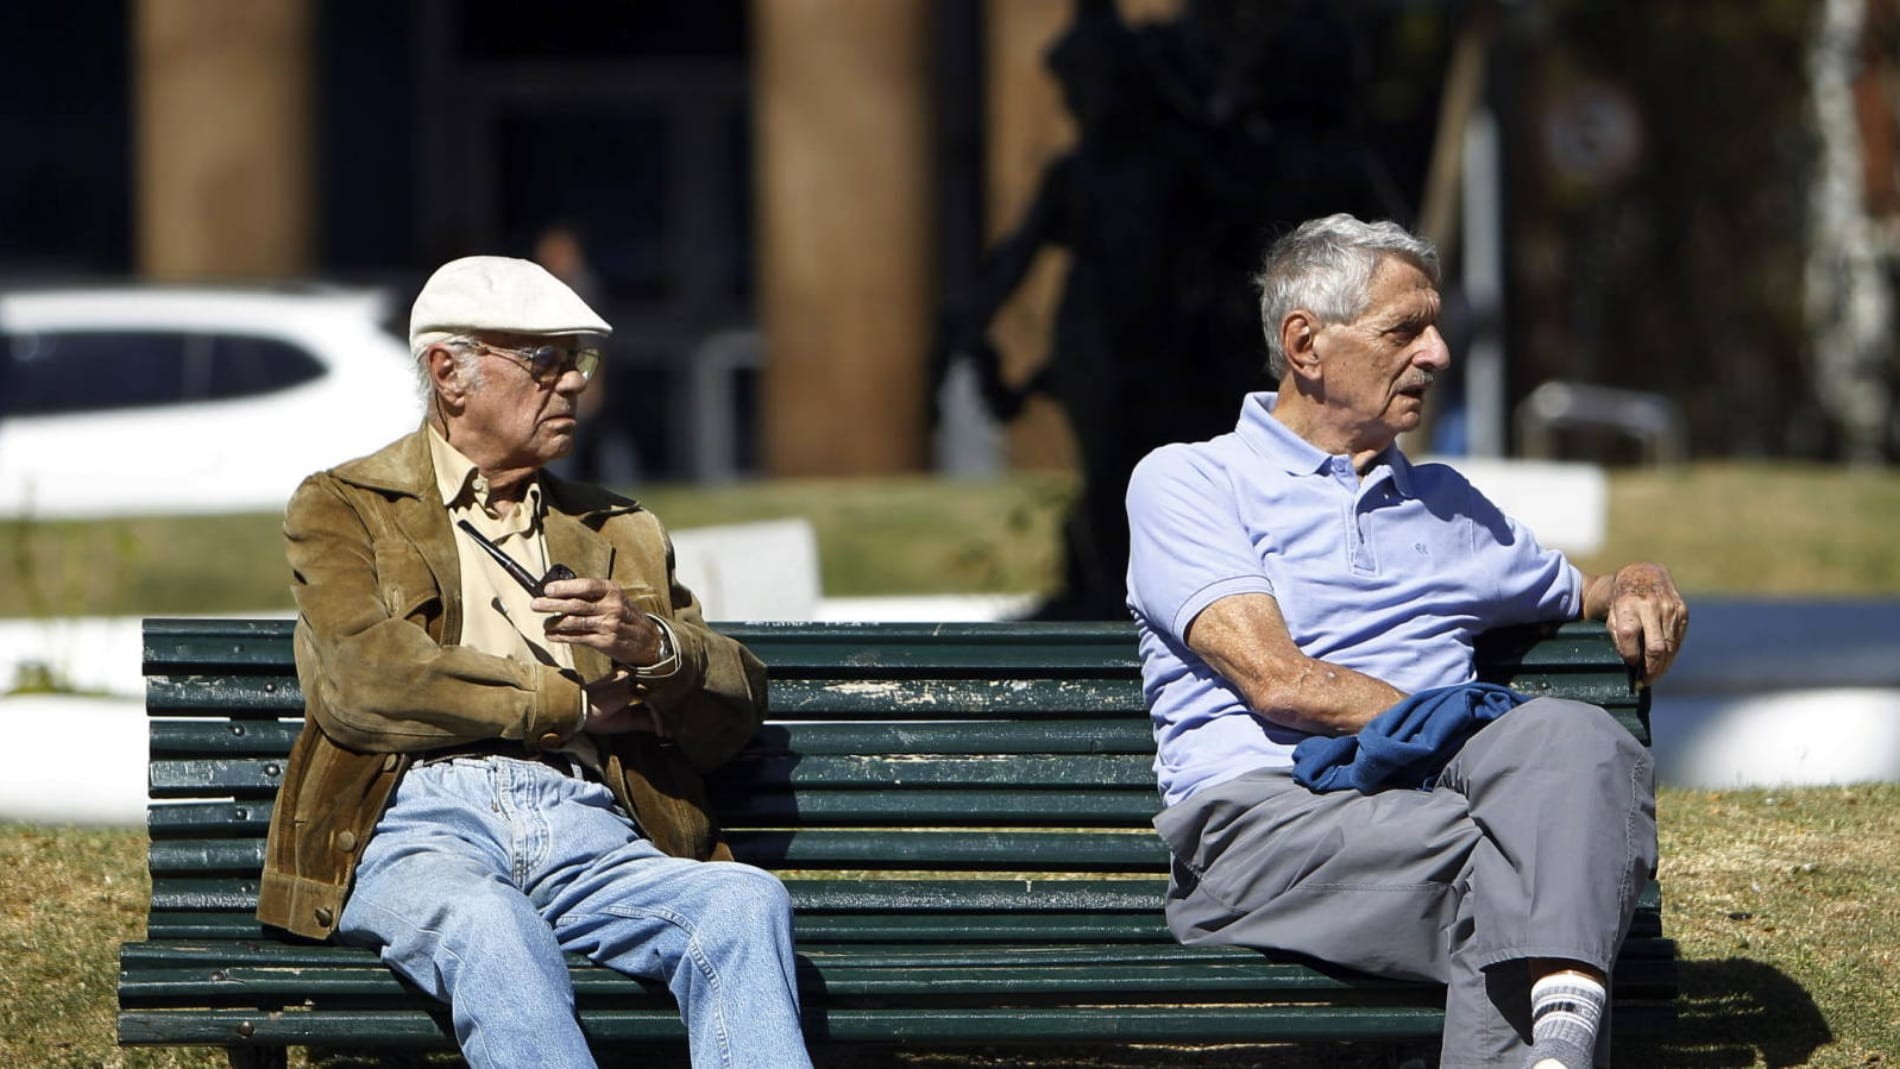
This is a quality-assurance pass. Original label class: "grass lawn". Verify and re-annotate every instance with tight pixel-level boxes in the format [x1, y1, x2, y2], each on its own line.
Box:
[3, 462, 1899, 622]
[4, 784, 1896, 1068]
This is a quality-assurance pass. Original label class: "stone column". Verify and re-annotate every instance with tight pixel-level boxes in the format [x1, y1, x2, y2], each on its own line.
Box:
[754, 0, 935, 476]
[134, 0, 313, 280]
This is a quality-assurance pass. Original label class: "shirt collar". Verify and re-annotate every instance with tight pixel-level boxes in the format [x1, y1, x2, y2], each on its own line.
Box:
[1233, 391, 1416, 495]
[426, 425, 544, 526]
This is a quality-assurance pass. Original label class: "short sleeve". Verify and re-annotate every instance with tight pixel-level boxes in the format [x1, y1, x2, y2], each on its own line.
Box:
[1125, 444, 1276, 642]
[1437, 468, 1582, 625]
[1489, 511, 1583, 623]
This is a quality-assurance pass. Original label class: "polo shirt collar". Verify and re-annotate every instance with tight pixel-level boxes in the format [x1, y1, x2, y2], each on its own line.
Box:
[1234, 391, 1416, 495]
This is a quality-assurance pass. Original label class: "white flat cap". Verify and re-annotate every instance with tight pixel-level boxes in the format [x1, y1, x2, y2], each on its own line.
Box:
[408, 255, 611, 344]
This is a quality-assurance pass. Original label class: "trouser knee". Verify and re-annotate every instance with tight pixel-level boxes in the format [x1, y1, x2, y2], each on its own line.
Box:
[1497, 698, 1650, 774]
[699, 864, 795, 939]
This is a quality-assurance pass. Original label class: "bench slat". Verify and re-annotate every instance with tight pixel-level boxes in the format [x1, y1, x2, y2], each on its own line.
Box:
[146, 792, 1169, 833]
[152, 754, 1161, 799]
[717, 789, 1162, 824]
[139, 909, 1664, 950]
[125, 935, 1676, 978]
[147, 718, 1164, 758]
[148, 870, 1664, 913]
[721, 753, 1156, 787]
[146, 672, 1639, 721]
[746, 719, 1155, 753]
[147, 830, 1175, 875]
[142, 617, 1641, 679]
[115, 1004, 1523, 1046]
[126, 958, 1676, 1005]
[149, 876, 1175, 914]
[147, 794, 1172, 837]
[147, 675, 302, 716]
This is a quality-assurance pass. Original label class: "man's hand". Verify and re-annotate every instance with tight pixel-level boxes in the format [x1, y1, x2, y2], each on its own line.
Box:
[582, 670, 665, 735]
[1582, 563, 1689, 687]
[534, 577, 666, 668]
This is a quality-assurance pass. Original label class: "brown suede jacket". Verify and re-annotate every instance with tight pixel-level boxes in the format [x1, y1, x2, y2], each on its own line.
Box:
[257, 428, 768, 939]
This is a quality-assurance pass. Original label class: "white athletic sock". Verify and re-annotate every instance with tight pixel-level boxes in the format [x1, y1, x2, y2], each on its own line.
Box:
[1525, 971, 1605, 1069]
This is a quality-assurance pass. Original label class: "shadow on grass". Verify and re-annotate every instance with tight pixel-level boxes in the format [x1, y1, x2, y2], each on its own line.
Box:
[1618, 957, 1832, 1068]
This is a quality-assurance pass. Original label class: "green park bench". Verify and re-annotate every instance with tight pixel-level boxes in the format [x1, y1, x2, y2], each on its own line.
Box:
[118, 617, 1677, 1067]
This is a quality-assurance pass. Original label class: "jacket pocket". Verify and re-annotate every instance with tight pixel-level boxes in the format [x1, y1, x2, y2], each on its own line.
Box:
[372, 539, 441, 625]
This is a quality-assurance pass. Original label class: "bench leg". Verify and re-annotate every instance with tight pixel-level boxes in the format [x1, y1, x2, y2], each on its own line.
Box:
[226, 1047, 287, 1069]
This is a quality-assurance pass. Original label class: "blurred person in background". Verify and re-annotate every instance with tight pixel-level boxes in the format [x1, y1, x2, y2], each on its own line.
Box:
[256, 256, 809, 1069]
[533, 222, 638, 484]
[1126, 215, 1688, 1069]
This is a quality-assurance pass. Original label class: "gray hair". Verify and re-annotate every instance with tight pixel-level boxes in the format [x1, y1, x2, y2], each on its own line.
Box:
[1255, 214, 1440, 380]
[409, 330, 486, 401]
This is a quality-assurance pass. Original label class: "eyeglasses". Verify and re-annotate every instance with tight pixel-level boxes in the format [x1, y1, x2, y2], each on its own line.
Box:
[475, 340, 602, 385]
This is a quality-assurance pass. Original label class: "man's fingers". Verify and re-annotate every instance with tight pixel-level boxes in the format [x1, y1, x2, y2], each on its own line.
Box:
[533, 596, 597, 618]
[1636, 601, 1671, 682]
[1649, 600, 1688, 682]
[1619, 597, 1686, 685]
[1608, 601, 1646, 674]
[540, 577, 610, 601]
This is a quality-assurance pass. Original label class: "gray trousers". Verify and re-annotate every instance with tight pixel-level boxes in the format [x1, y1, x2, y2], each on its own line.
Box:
[1153, 699, 1657, 1068]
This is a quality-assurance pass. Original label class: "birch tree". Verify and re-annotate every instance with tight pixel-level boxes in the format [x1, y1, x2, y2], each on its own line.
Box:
[1805, 0, 1895, 464]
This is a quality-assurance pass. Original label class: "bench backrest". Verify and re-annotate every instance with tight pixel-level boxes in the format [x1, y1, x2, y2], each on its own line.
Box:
[141, 618, 1647, 943]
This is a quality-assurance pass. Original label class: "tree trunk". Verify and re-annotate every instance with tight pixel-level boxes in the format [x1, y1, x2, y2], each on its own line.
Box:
[1805, 0, 1895, 464]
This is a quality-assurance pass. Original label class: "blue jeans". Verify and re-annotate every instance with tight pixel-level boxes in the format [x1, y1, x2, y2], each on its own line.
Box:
[337, 756, 812, 1069]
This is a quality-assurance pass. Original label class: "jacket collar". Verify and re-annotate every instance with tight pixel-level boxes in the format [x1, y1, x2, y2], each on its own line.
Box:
[332, 425, 644, 524]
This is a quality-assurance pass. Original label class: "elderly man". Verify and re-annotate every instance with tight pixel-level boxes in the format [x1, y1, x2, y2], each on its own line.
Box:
[1125, 215, 1687, 1069]
[257, 257, 810, 1068]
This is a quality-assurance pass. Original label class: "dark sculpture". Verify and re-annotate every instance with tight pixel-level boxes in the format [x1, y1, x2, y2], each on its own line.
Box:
[937, 0, 1404, 619]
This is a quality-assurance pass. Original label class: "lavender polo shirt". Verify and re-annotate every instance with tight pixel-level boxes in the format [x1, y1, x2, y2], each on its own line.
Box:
[1125, 392, 1582, 806]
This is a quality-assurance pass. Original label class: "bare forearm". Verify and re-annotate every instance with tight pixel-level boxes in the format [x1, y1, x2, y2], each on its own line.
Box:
[1221, 651, 1405, 736]
[1187, 594, 1404, 737]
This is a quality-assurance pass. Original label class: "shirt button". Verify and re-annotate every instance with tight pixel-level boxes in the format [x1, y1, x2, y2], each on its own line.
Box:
[314, 907, 335, 928]
[537, 731, 563, 750]
[335, 831, 357, 852]
[382, 754, 399, 772]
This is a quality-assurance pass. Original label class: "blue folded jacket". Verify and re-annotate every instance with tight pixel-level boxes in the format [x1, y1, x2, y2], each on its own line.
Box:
[1290, 682, 1529, 793]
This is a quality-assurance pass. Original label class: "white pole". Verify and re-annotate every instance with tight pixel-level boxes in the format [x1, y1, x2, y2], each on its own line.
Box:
[1462, 106, 1507, 458]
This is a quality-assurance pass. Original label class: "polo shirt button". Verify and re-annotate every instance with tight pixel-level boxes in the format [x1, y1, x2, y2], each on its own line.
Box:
[314, 907, 334, 928]
[382, 754, 399, 772]
[537, 731, 563, 750]
[335, 831, 357, 852]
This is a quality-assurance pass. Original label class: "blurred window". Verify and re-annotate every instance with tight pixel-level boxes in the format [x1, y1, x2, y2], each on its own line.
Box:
[0, 330, 325, 416]
[4, 330, 191, 415]
[203, 334, 325, 400]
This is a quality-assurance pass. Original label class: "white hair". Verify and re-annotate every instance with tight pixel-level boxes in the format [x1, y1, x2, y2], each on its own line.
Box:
[1255, 214, 1441, 380]
[409, 330, 485, 401]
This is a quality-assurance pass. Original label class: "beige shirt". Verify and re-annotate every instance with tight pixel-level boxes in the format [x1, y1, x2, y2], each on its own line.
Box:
[427, 427, 598, 765]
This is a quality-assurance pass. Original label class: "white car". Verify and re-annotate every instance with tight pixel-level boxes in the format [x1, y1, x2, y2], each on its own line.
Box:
[0, 286, 424, 519]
